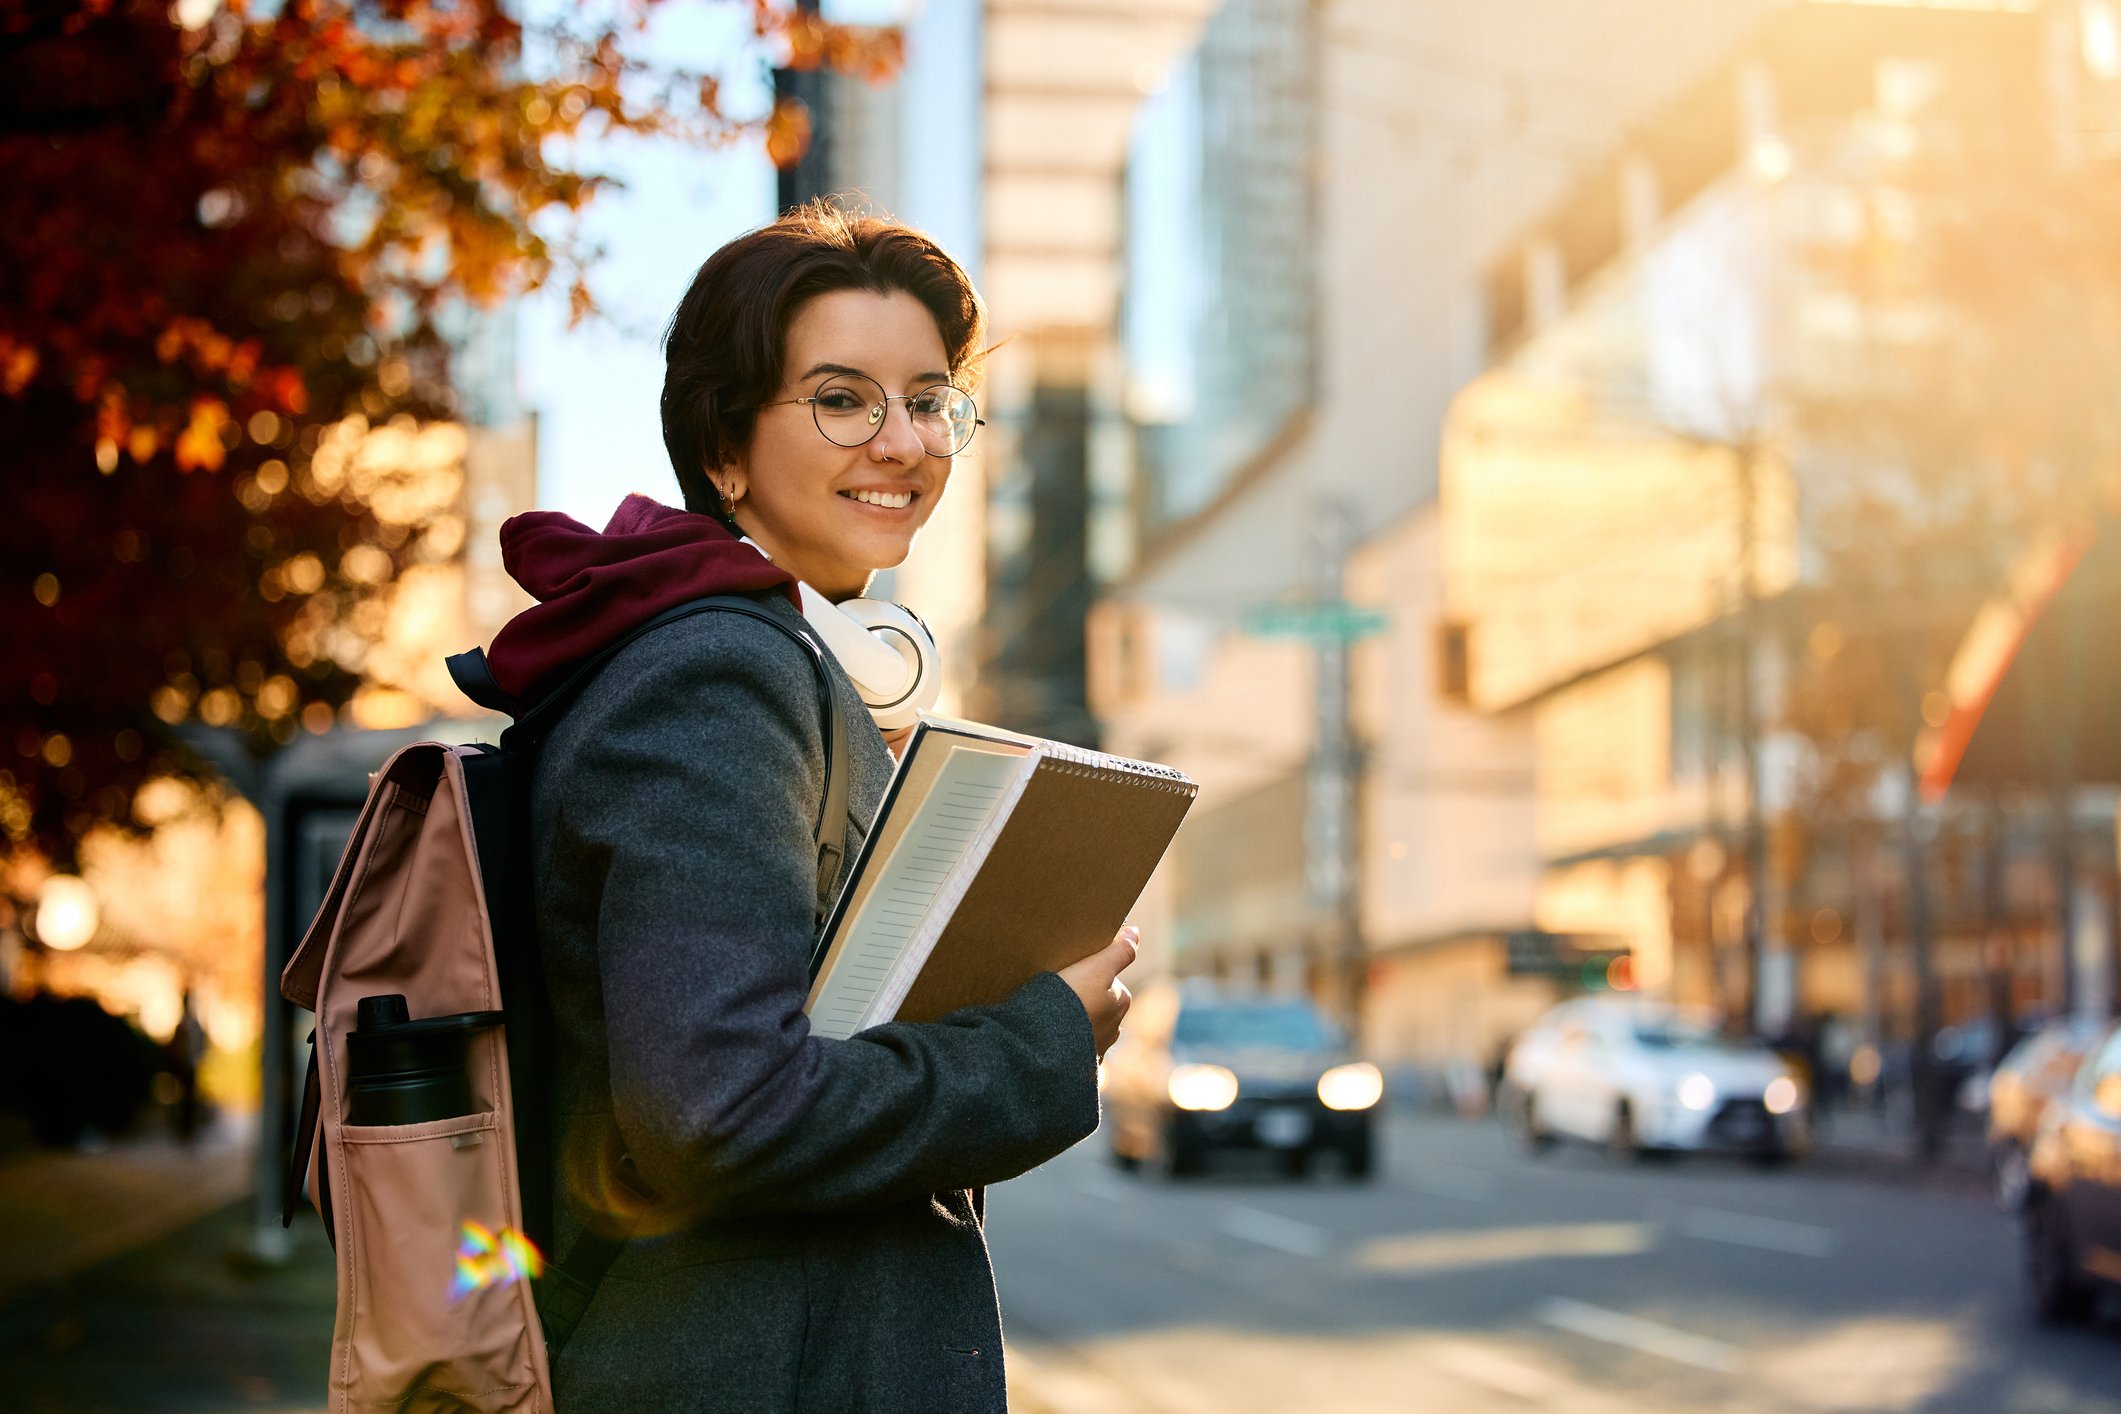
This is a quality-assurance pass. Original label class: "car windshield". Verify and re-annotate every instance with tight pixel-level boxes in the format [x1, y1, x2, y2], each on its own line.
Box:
[1630, 1014, 1742, 1052]
[1175, 1003, 1341, 1052]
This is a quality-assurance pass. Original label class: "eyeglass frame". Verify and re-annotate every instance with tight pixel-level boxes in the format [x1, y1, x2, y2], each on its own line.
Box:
[756, 373, 986, 457]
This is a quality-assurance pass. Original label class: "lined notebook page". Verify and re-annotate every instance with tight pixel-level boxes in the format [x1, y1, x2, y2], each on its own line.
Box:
[804, 742, 1033, 1039]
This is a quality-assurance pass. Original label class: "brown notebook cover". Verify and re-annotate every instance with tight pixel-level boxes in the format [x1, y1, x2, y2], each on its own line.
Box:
[891, 749, 1197, 1024]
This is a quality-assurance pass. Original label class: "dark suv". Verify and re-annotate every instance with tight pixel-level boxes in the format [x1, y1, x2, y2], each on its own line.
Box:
[1102, 986, 1381, 1179]
[2023, 1020, 2121, 1323]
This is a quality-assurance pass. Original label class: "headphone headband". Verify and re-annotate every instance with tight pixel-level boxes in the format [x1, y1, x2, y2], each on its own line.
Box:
[743, 539, 940, 730]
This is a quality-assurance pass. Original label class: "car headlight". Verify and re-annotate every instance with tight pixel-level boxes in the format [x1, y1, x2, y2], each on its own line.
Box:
[1168, 1064, 1239, 1111]
[1317, 1062, 1384, 1111]
[1764, 1075, 1801, 1115]
[1677, 1073, 1717, 1111]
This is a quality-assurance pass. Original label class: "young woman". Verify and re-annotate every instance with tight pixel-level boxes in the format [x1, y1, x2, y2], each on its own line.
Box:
[483, 203, 1137, 1412]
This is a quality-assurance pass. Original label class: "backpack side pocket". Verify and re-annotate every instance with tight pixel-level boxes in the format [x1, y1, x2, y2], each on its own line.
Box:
[336, 1111, 540, 1413]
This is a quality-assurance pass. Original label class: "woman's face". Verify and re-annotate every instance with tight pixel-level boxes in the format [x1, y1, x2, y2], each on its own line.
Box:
[722, 288, 957, 600]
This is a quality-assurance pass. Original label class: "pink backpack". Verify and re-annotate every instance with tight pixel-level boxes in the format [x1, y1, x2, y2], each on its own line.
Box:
[281, 741, 554, 1412]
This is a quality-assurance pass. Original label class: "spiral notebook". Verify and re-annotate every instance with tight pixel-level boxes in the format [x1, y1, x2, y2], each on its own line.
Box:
[803, 714, 1197, 1040]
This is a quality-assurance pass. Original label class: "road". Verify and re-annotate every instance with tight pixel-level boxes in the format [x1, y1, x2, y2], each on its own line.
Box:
[991, 1112, 2121, 1414]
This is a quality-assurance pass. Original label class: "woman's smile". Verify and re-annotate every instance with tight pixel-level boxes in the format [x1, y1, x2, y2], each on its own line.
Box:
[838, 485, 920, 512]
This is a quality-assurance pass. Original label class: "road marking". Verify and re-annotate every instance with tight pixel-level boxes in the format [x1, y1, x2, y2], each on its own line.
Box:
[1425, 1341, 1573, 1401]
[1217, 1204, 1331, 1257]
[1425, 1341, 1649, 1413]
[1675, 1207, 1836, 1258]
[1353, 1222, 1655, 1275]
[1006, 1340, 1219, 1414]
[1535, 1297, 1738, 1372]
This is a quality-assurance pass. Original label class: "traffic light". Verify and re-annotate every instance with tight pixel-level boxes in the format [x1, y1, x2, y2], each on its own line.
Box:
[1573, 949, 1633, 993]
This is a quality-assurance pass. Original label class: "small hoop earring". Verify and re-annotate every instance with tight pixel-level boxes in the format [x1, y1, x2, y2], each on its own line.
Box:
[716, 481, 738, 518]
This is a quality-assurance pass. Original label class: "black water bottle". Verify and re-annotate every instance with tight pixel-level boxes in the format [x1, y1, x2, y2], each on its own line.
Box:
[344, 994, 505, 1126]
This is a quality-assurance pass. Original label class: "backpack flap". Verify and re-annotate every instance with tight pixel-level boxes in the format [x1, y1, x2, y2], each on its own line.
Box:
[280, 744, 449, 1012]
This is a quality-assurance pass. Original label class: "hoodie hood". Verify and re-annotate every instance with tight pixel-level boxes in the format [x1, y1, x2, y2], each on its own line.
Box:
[484, 493, 797, 705]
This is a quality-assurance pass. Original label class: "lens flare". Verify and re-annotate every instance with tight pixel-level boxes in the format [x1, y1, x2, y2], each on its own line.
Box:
[450, 1221, 545, 1301]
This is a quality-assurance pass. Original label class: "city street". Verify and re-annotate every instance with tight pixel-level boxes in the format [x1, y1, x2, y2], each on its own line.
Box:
[2, 1108, 2118, 1411]
[994, 1113, 2121, 1414]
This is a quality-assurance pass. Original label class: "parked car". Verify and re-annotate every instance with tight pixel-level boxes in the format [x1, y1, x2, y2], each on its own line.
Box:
[1505, 998, 1810, 1163]
[2023, 1020, 2121, 1324]
[1102, 985, 1381, 1179]
[1988, 1017, 2110, 1210]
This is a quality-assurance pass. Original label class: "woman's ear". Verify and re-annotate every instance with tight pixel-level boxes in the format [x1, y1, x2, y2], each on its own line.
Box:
[711, 459, 747, 514]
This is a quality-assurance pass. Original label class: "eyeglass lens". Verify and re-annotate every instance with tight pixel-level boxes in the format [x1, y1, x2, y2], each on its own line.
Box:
[811, 374, 977, 456]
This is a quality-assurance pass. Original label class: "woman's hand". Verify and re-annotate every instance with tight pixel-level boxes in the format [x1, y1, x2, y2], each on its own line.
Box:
[1057, 926, 1138, 1060]
[881, 723, 916, 761]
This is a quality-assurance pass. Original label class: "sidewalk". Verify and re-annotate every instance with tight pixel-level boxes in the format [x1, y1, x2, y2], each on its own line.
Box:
[0, 1113, 337, 1413]
[0, 1109, 256, 1308]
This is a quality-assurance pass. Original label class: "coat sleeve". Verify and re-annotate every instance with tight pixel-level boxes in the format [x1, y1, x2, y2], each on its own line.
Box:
[551, 616, 1101, 1217]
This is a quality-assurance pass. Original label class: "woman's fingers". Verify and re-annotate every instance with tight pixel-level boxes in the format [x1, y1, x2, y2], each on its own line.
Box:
[1096, 925, 1140, 982]
[1058, 927, 1142, 1058]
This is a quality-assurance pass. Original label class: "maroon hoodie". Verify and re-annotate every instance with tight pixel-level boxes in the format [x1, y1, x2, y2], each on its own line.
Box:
[484, 494, 798, 705]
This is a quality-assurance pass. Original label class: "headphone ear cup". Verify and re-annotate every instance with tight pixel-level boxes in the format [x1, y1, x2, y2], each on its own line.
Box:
[835, 598, 941, 732]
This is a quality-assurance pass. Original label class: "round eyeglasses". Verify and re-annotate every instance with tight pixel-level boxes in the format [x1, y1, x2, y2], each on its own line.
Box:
[762, 373, 983, 458]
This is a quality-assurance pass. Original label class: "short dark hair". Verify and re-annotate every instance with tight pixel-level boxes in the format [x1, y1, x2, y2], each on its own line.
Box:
[660, 201, 987, 516]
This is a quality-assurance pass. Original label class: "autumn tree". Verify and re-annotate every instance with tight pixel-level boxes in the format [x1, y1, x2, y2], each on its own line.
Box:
[0, 0, 897, 883]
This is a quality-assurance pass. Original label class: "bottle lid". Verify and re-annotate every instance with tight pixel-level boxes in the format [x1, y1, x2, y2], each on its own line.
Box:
[350, 994, 504, 1039]
[356, 994, 413, 1032]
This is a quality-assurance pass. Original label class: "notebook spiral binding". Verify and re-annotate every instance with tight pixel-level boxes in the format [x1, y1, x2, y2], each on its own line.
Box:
[1040, 745, 1197, 795]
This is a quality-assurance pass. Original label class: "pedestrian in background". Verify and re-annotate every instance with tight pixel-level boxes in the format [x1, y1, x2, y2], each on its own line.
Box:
[165, 989, 205, 1146]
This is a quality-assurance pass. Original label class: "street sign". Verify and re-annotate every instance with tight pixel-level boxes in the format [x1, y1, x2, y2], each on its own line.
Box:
[1239, 600, 1390, 641]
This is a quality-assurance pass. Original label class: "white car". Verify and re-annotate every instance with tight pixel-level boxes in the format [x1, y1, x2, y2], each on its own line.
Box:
[1505, 998, 1810, 1162]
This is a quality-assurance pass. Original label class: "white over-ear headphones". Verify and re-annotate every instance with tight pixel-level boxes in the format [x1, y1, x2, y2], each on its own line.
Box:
[794, 583, 940, 732]
[741, 538, 941, 731]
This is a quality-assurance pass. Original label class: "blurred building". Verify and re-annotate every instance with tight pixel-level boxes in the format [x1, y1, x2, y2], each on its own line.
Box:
[1441, 0, 2121, 1058]
[785, 2, 2121, 1082]
[781, 0, 1217, 739]
[1084, 0, 1790, 1070]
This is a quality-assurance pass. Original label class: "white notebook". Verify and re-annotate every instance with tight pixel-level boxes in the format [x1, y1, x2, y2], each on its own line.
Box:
[803, 715, 1195, 1040]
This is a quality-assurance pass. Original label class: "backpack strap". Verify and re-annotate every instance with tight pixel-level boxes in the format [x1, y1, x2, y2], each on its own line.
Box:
[281, 1030, 323, 1229]
[458, 593, 851, 914]
[444, 645, 513, 715]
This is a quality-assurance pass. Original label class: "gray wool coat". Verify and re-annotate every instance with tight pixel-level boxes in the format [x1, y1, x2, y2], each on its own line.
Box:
[529, 592, 1100, 1413]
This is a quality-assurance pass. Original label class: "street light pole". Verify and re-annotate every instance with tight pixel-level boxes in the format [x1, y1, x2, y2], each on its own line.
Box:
[1304, 499, 1364, 1035]
[1733, 435, 1770, 1038]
